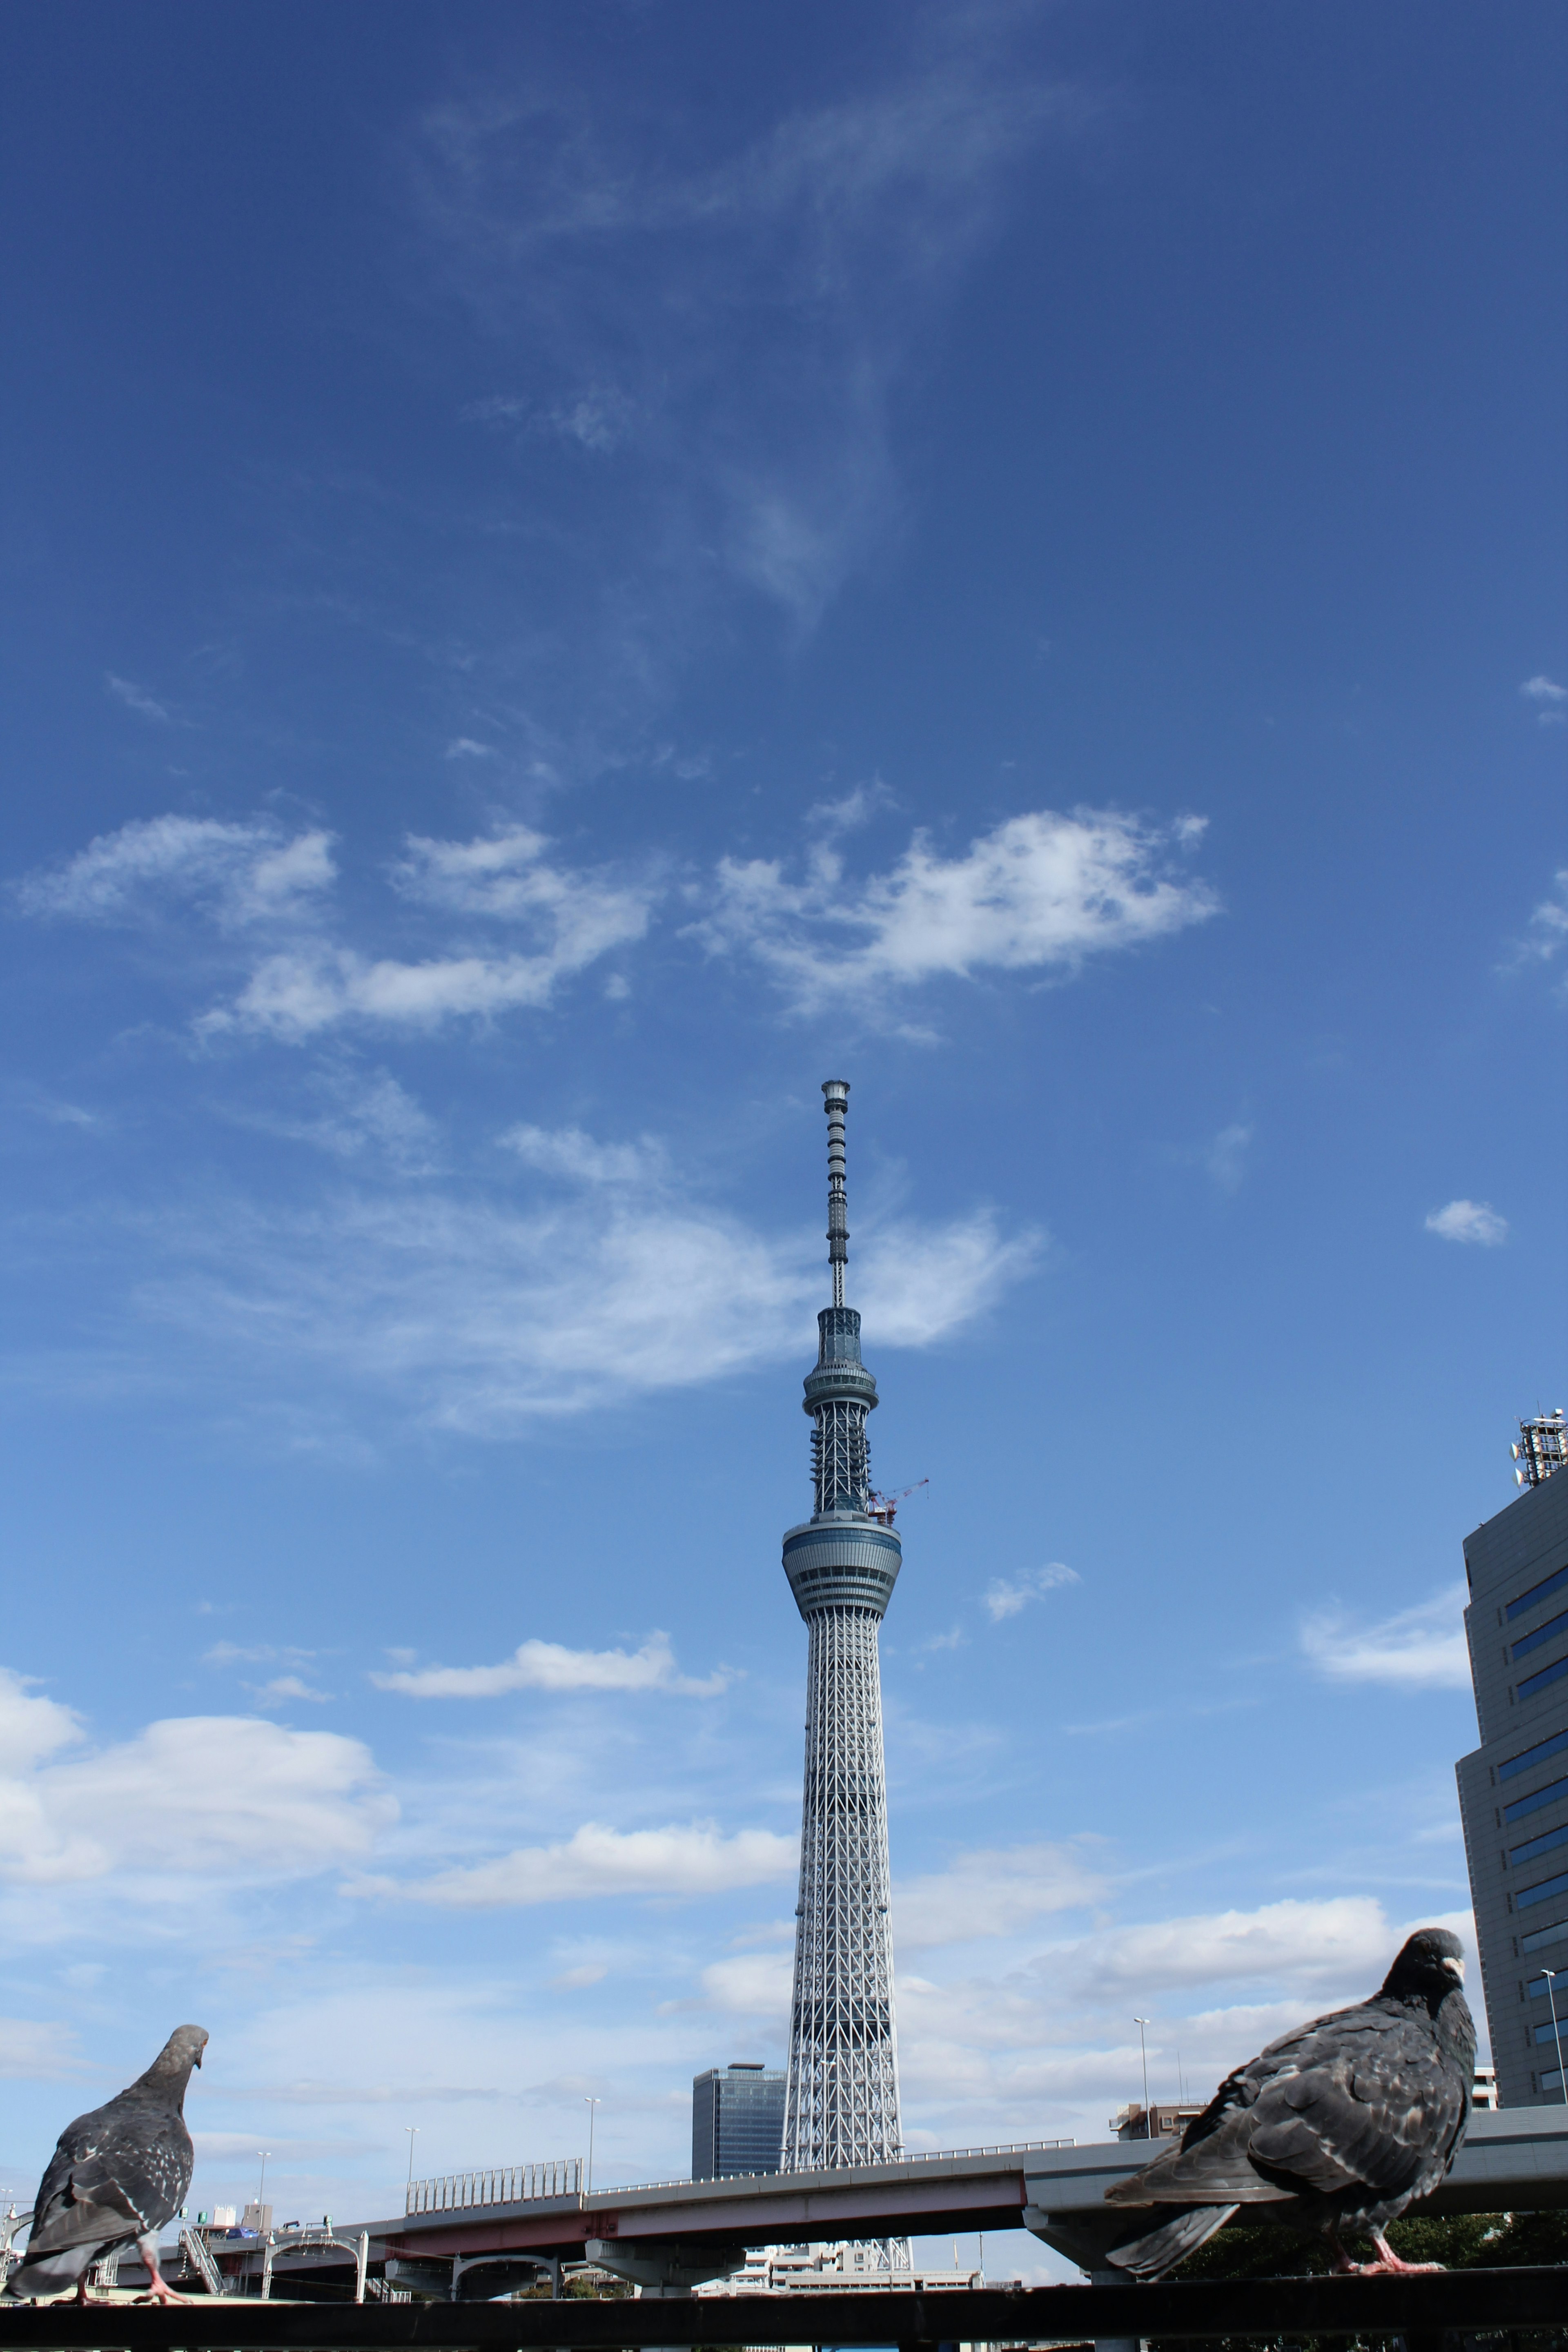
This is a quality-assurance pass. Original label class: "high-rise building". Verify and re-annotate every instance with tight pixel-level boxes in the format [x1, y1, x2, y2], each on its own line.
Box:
[691, 2064, 786, 2180]
[781, 1081, 904, 2174]
[1456, 1411, 1568, 2107]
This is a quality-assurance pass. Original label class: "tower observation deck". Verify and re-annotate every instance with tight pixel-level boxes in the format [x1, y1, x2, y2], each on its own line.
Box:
[781, 1081, 904, 2177]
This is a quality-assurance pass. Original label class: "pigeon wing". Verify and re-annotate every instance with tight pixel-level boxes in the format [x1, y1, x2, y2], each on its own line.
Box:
[1105, 2002, 1432, 2210]
[26, 2097, 194, 2255]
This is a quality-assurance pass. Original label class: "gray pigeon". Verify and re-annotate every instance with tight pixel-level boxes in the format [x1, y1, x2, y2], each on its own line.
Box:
[1102, 1929, 1473, 2279]
[5, 2025, 208, 2303]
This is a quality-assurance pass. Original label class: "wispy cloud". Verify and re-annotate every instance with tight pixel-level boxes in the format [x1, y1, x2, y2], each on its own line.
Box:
[253, 1675, 332, 1707]
[356, 1820, 797, 1909]
[1424, 1198, 1508, 1246]
[1299, 1585, 1469, 1690]
[116, 1156, 1037, 1424]
[895, 1840, 1104, 1946]
[15, 815, 336, 929]
[691, 809, 1217, 1016]
[232, 1067, 440, 1174]
[1521, 673, 1568, 724]
[498, 1124, 662, 1185]
[418, 15, 1085, 651]
[982, 1562, 1080, 1623]
[106, 673, 170, 722]
[371, 1631, 727, 1700]
[1205, 1121, 1253, 1193]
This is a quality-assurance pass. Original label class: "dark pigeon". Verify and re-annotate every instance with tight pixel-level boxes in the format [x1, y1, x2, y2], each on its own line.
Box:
[1102, 1929, 1474, 2279]
[5, 2024, 208, 2304]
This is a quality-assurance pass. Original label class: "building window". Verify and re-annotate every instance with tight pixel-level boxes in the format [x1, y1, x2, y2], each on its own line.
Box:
[1506, 1560, 1568, 1622]
[1499, 1725, 1568, 1782]
[1521, 1915, 1568, 1955]
[1512, 1821, 1568, 1869]
[1518, 1653, 1568, 1704]
[1505, 1773, 1568, 1825]
[1544, 2066, 1565, 2093]
[1532, 2019, 1568, 2047]
[1518, 1868, 1568, 1911]
[1512, 1605, 1568, 1663]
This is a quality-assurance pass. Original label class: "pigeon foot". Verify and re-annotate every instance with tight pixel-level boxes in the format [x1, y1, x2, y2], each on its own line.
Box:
[1354, 2231, 1444, 2276]
[137, 2265, 189, 2304]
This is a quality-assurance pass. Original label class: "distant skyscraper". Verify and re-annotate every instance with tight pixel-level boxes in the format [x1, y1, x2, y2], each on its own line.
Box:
[781, 1081, 904, 2174]
[691, 2064, 786, 2180]
[1457, 1412, 1568, 2106]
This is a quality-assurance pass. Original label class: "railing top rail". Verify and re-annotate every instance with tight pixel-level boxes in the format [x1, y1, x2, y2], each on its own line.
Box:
[0, 2270, 1559, 2345]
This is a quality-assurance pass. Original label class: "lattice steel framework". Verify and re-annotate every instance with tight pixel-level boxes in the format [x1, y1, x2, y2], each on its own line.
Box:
[782, 1081, 904, 2184]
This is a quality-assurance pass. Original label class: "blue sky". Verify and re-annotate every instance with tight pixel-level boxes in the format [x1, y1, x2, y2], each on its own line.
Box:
[1, 0, 1564, 2272]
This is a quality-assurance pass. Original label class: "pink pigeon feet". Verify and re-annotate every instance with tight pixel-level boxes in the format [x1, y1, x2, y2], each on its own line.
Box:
[1330, 2230, 1443, 2276]
[134, 2244, 190, 2304]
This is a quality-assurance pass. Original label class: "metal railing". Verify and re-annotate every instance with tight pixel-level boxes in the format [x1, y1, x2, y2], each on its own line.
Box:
[406, 2159, 582, 2214]
[406, 2139, 1072, 2216]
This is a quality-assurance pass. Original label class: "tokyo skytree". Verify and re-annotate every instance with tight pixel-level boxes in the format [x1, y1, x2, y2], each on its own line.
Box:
[781, 1080, 904, 2174]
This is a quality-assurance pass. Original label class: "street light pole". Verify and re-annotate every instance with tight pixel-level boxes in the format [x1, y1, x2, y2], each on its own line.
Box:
[257, 2154, 270, 2207]
[1537, 1969, 1568, 2105]
[1134, 2018, 1152, 2136]
[404, 2128, 419, 2196]
[584, 2097, 601, 2194]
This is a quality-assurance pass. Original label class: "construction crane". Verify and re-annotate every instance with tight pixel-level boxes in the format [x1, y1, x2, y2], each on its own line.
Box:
[867, 1478, 928, 1526]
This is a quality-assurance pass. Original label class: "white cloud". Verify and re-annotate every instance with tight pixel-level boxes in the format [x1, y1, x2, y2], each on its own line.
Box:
[1205, 1121, 1253, 1193]
[199, 829, 656, 1039]
[1522, 674, 1568, 722]
[357, 1820, 798, 1909]
[895, 1842, 1104, 1948]
[1299, 1585, 1470, 1690]
[253, 1676, 332, 1707]
[15, 815, 336, 929]
[127, 1168, 1037, 1423]
[391, 826, 651, 931]
[444, 737, 497, 759]
[694, 1951, 794, 2017]
[0, 1670, 394, 1888]
[499, 1125, 662, 1185]
[692, 809, 1216, 1014]
[1521, 871, 1568, 963]
[106, 673, 170, 721]
[1425, 1198, 1508, 1246]
[371, 1632, 727, 1700]
[982, 1563, 1080, 1623]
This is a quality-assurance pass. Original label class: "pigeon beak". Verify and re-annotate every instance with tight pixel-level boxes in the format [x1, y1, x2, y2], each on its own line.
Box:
[195, 2048, 204, 2067]
[1442, 1957, 1465, 1981]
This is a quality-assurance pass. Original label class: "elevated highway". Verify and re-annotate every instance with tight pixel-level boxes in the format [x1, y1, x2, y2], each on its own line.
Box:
[362, 2107, 1568, 2294]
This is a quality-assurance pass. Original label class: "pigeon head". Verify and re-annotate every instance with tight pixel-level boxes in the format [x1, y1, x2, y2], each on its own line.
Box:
[135, 2023, 209, 2098]
[1381, 1928, 1466, 2005]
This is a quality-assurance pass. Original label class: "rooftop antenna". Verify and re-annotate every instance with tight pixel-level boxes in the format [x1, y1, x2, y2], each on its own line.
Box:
[1513, 1409, 1568, 1488]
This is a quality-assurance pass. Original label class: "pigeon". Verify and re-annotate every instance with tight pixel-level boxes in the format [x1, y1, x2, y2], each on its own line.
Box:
[1102, 1928, 1473, 2280]
[5, 2024, 208, 2304]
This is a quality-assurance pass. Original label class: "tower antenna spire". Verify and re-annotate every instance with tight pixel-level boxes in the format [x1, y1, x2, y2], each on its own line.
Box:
[823, 1079, 849, 1310]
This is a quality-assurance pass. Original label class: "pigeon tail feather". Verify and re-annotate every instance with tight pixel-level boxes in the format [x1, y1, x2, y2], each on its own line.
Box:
[1105, 2203, 1239, 2281]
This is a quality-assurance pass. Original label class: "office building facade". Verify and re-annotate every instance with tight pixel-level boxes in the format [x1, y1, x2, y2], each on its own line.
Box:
[1456, 1423, 1568, 2106]
[691, 2064, 787, 2180]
